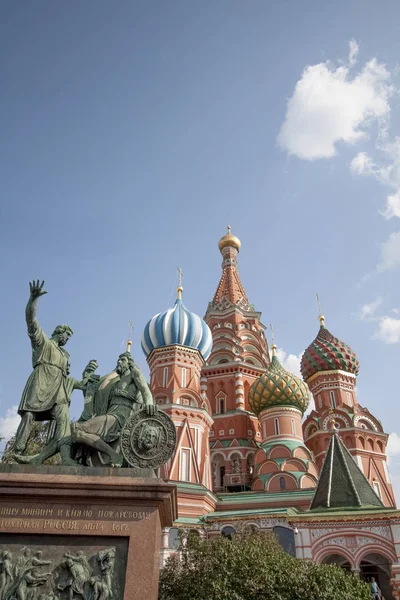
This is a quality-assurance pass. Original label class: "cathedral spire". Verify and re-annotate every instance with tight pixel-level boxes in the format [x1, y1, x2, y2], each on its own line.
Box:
[212, 227, 251, 310]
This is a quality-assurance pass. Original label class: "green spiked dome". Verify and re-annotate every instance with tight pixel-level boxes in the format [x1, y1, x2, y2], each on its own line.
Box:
[248, 347, 310, 416]
[301, 316, 360, 382]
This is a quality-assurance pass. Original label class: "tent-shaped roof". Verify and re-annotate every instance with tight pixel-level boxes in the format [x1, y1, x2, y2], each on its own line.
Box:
[311, 433, 383, 510]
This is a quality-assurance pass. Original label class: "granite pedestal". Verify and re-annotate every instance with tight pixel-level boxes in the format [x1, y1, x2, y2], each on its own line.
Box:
[0, 465, 177, 600]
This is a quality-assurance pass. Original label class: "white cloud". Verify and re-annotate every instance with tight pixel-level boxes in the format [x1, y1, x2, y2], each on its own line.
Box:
[387, 432, 400, 460]
[350, 151, 376, 175]
[0, 405, 19, 440]
[356, 297, 383, 320]
[277, 41, 393, 160]
[373, 316, 400, 343]
[378, 231, 400, 271]
[387, 433, 400, 502]
[348, 39, 359, 67]
[351, 138, 400, 220]
[275, 348, 302, 377]
[383, 191, 400, 219]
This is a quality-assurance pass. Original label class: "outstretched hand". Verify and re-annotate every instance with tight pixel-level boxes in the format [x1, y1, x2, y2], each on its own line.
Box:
[82, 359, 99, 383]
[84, 359, 98, 374]
[29, 280, 47, 300]
[145, 404, 157, 416]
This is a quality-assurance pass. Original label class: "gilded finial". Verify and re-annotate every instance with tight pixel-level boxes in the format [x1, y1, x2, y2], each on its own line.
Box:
[316, 293, 325, 327]
[126, 320, 134, 353]
[270, 324, 277, 356]
[328, 408, 336, 431]
[218, 226, 241, 253]
[177, 267, 184, 300]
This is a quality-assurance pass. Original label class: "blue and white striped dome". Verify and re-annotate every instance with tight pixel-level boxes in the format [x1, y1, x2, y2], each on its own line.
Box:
[141, 298, 213, 360]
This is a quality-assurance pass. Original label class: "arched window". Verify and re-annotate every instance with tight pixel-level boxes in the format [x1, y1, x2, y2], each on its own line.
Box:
[168, 528, 180, 550]
[221, 526, 235, 539]
[274, 418, 280, 435]
[322, 554, 351, 572]
[279, 476, 286, 490]
[163, 367, 168, 387]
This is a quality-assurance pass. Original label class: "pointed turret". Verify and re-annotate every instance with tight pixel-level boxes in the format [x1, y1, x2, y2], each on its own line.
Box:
[302, 313, 396, 508]
[202, 229, 270, 492]
[211, 227, 251, 310]
[311, 419, 384, 510]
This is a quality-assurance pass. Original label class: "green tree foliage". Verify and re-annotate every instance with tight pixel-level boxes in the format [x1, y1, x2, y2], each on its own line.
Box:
[158, 530, 370, 600]
[1, 421, 61, 465]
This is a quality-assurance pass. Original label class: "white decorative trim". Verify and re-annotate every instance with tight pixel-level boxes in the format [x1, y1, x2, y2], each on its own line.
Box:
[354, 415, 378, 432]
[322, 413, 351, 430]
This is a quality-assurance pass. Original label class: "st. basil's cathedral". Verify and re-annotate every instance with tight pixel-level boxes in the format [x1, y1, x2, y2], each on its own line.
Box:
[141, 228, 400, 599]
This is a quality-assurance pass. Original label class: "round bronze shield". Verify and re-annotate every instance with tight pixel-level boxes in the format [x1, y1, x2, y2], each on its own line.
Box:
[121, 408, 176, 469]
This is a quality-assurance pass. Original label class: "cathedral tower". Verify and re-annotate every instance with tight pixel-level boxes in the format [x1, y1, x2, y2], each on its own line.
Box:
[248, 344, 318, 497]
[302, 315, 395, 507]
[142, 281, 214, 513]
[202, 228, 270, 492]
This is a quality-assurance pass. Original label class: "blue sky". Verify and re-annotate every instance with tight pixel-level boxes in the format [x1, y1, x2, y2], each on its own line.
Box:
[1, 1, 400, 493]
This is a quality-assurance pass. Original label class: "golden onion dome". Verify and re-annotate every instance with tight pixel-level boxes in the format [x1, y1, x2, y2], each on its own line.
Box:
[218, 226, 241, 253]
[248, 346, 310, 416]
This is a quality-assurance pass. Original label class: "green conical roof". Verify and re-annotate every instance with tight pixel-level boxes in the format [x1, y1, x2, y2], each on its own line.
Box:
[311, 433, 383, 510]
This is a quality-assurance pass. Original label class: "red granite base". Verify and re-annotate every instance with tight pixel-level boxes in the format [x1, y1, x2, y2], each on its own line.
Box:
[0, 465, 177, 600]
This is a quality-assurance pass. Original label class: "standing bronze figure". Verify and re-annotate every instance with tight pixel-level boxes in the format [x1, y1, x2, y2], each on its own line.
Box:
[14, 281, 78, 465]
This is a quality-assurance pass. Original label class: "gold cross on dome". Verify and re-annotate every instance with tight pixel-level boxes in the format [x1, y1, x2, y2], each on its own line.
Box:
[126, 320, 134, 353]
[269, 324, 275, 346]
[316, 293, 322, 315]
[177, 267, 184, 288]
[316, 293, 325, 326]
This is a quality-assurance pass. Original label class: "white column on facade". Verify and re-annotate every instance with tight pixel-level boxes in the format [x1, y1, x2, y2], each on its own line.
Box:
[161, 527, 170, 549]
[391, 524, 400, 562]
[200, 377, 208, 408]
[160, 527, 171, 568]
[294, 528, 312, 560]
[235, 371, 245, 410]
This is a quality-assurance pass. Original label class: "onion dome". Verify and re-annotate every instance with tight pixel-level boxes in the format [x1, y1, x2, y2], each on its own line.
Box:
[300, 316, 360, 381]
[141, 285, 213, 361]
[218, 225, 241, 253]
[248, 346, 310, 416]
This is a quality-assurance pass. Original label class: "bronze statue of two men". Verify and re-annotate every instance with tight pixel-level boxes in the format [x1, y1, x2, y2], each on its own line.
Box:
[14, 281, 156, 467]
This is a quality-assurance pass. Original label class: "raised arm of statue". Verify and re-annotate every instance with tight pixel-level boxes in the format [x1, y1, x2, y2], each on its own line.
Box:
[25, 280, 47, 348]
[82, 360, 99, 384]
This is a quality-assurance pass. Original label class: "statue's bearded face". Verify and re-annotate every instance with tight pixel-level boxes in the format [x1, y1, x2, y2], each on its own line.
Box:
[142, 426, 158, 450]
[116, 356, 130, 375]
[57, 331, 72, 347]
